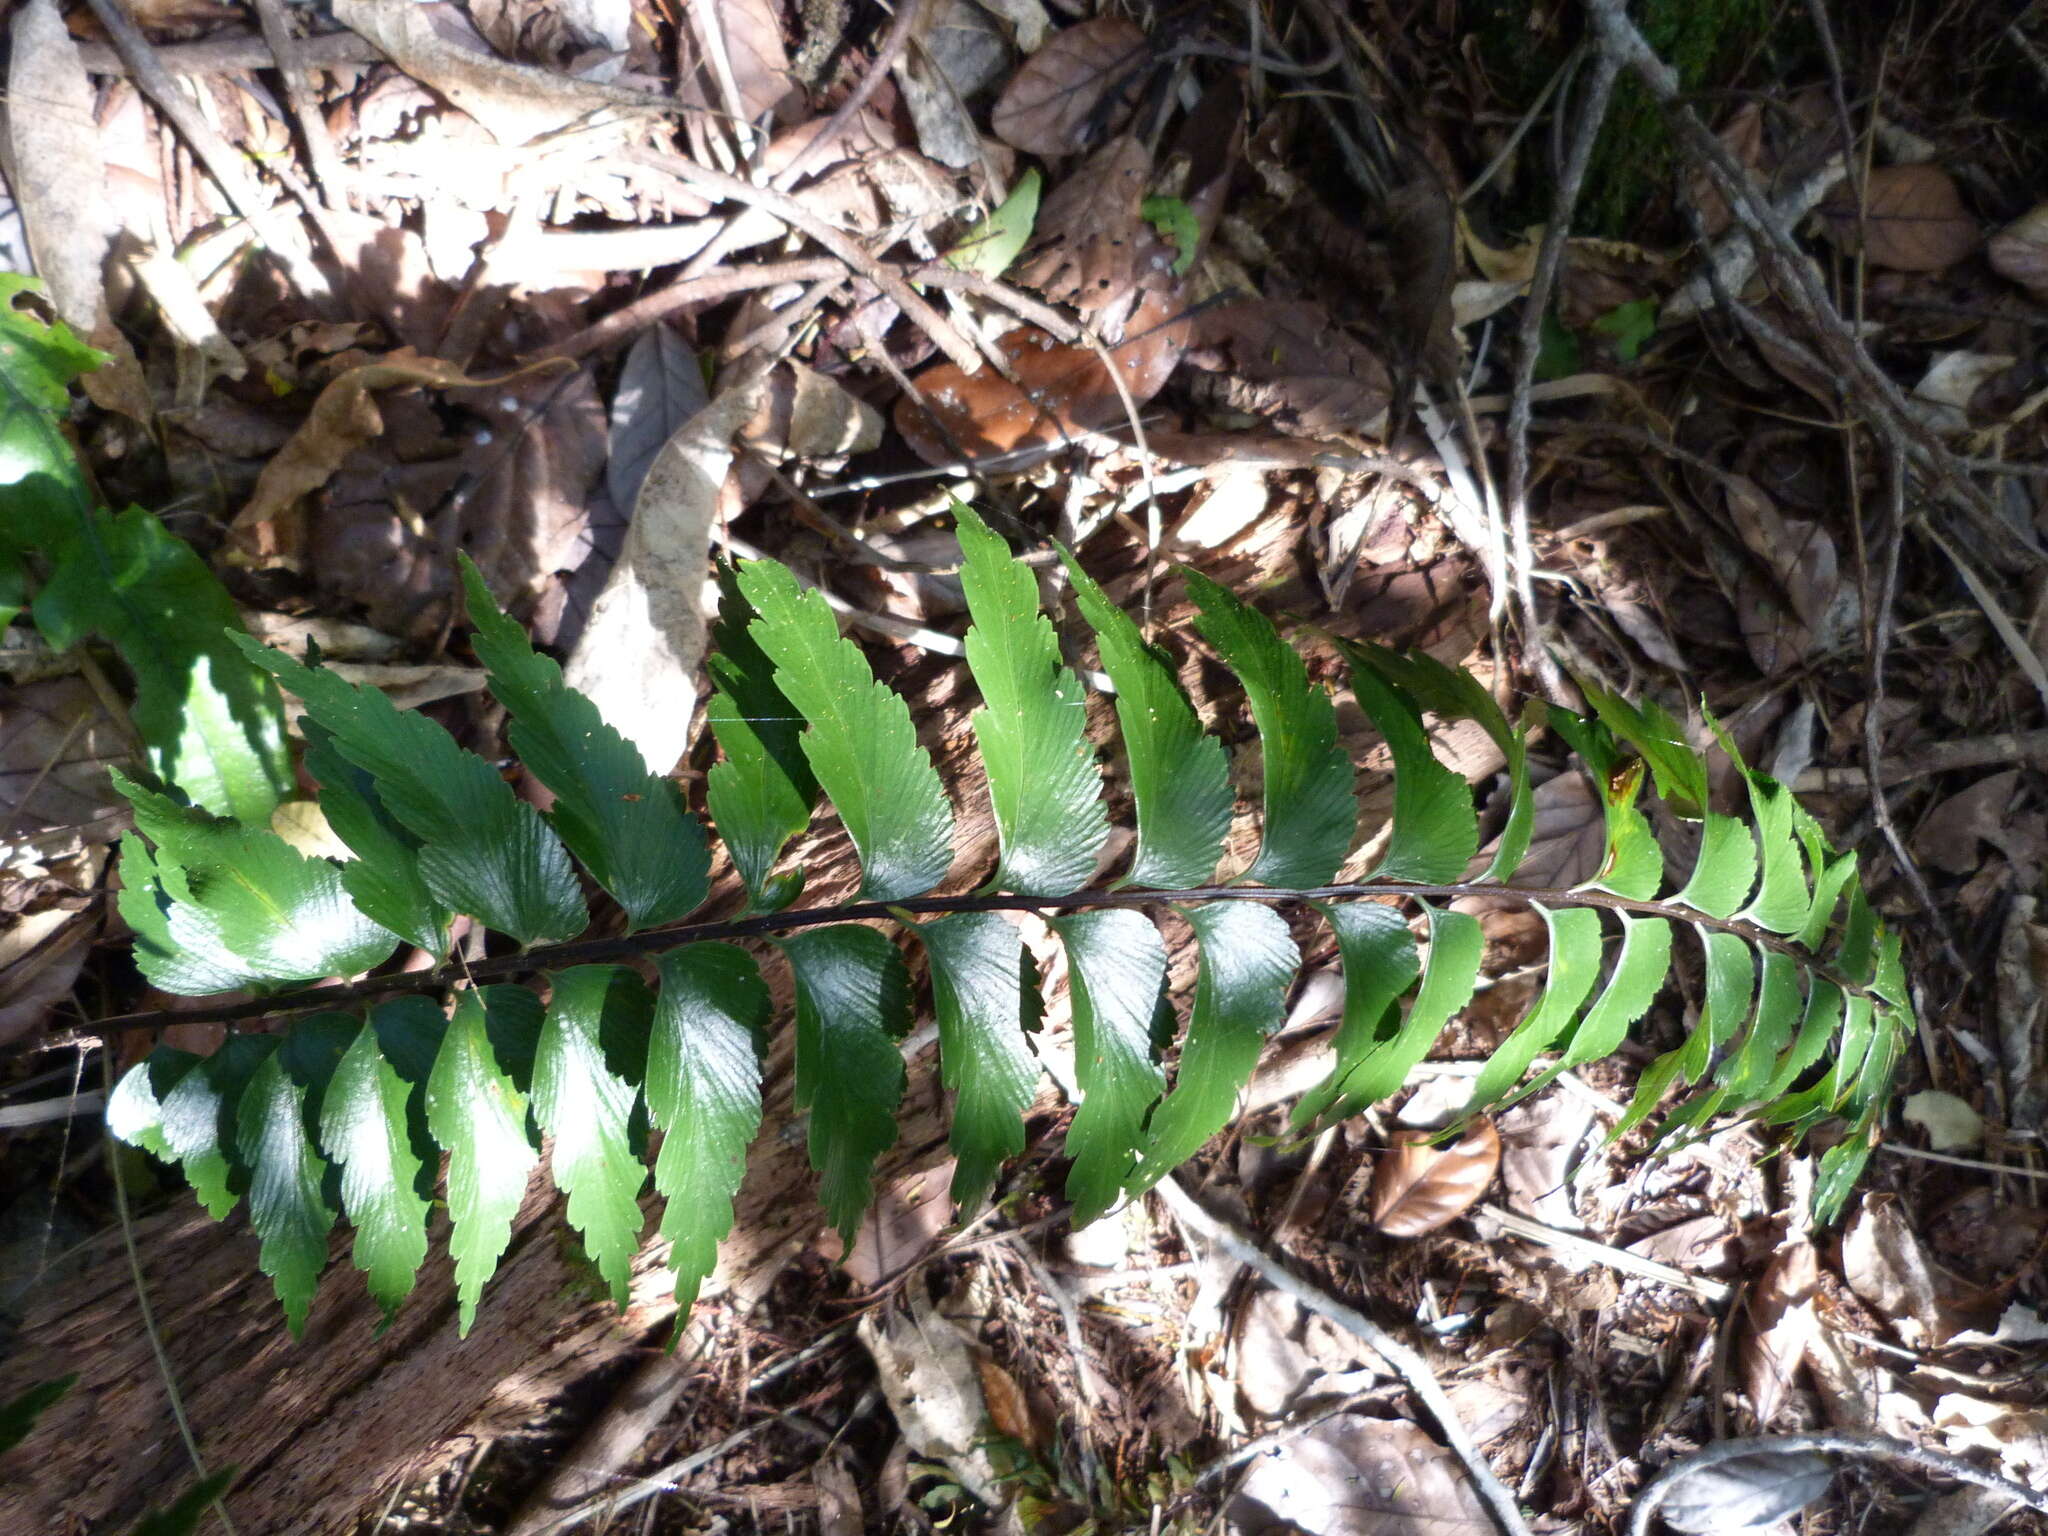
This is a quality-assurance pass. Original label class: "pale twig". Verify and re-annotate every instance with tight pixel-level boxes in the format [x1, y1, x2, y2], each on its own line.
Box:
[76, 30, 380, 77]
[1475, 1204, 1730, 1304]
[1152, 1177, 1535, 1536]
[1625, 1432, 2048, 1536]
[78, 0, 331, 301]
[1503, 44, 1620, 701]
[1881, 1144, 2048, 1181]
[535, 259, 844, 362]
[1794, 730, 2048, 792]
[249, 0, 348, 208]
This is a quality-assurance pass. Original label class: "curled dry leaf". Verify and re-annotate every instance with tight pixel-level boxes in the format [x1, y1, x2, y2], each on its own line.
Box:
[234, 351, 545, 560]
[1231, 1415, 1491, 1536]
[1818, 163, 1979, 273]
[991, 17, 1152, 155]
[893, 287, 1189, 465]
[7, 0, 113, 333]
[1842, 1194, 1948, 1348]
[1988, 201, 2048, 297]
[1370, 1119, 1500, 1237]
[1743, 1239, 1819, 1428]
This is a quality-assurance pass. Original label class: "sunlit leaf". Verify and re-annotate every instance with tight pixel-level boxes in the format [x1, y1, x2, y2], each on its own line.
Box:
[427, 991, 538, 1335]
[738, 560, 953, 902]
[319, 1018, 430, 1318]
[1055, 908, 1169, 1224]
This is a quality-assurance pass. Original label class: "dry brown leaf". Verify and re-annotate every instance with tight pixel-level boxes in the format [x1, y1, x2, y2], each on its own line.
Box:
[0, 907, 94, 1047]
[894, 286, 1189, 464]
[1988, 202, 2048, 297]
[1720, 473, 1852, 676]
[7, 0, 112, 332]
[232, 351, 559, 559]
[1371, 1120, 1500, 1237]
[1914, 769, 2023, 877]
[990, 17, 1151, 155]
[1819, 163, 1979, 273]
[0, 678, 134, 846]
[1687, 102, 1766, 239]
[838, 1158, 957, 1289]
[1497, 770, 1607, 890]
[684, 0, 802, 125]
[1842, 1194, 1949, 1348]
[975, 1356, 1039, 1450]
[1187, 299, 1392, 437]
[1743, 1239, 1819, 1428]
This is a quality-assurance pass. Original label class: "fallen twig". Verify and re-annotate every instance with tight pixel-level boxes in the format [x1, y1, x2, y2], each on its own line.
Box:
[1153, 1175, 1535, 1536]
[536, 259, 845, 362]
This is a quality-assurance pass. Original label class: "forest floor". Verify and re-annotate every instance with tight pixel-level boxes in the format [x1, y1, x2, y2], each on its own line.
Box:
[6, 1, 2048, 1533]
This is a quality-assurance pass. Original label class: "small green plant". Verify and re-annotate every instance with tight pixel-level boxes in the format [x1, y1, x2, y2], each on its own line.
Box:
[102, 506, 1908, 1335]
[0, 277, 287, 825]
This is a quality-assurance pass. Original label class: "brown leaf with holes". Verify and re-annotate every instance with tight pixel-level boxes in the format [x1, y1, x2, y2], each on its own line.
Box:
[1371, 1120, 1500, 1237]
[991, 17, 1152, 155]
[894, 286, 1189, 464]
[1744, 1240, 1819, 1428]
[1013, 134, 1159, 323]
[1819, 163, 1979, 273]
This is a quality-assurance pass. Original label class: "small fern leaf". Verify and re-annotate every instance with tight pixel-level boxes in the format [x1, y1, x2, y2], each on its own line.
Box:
[320, 1019, 431, 1318]
[1060, 551, 1231, 888]
[1055, 908, 1169, 1225]
[115, 834, 267, 996]
[647, 944, 768, 1309]
[233, 634, 588, 945]
[1674, 812, 1759, 919]
[1341, 656, 1480, 884]
[1548, 710, 1665, 899]
[1346, 644, 1530, 880]
[460, 557, 709, 931]
[1186, 571, 1355, 887]
[303, 725, 450, 953]
[781, 925, 911, 1244]
[737, 561, 954, 902]
[1130, 901, 1295, 1197]
[115, 771, 399, 985]
[1760, 979, 1846, 1104]
[1716, 950, 1804, 1103]
[1293, 902, 1419, 1128]
[955, 503, 1108, 895]
[910, 912, 1040, 1213]
[238, 1027, 345, 1337]
[534, 967, 652, 1307]
[1512, 913, 1673, 1107]
[427, 990, 539, 1335]
[1463, 905, 1604, 1113]
[705, 565, 817, 912]
[1315, 903, 1483, 1121]
[156, 1033, 273, 1219]
[1688, 928, 1758, 1075]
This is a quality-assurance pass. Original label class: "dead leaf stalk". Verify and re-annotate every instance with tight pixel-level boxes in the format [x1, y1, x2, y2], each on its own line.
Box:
[250, 0, 349, 209]
[538, 259, 846, 363]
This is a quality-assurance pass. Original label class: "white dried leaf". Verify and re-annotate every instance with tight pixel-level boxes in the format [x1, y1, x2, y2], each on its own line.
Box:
[1901, 1089, 1984, 1151]
[1657, 1450, 1832, 1534]
[1843, 1196, 1947, 1348]
[7, 0, 112, 329]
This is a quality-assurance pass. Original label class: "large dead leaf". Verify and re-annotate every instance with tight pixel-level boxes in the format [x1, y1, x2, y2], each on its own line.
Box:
[607, 326, 710, 511]
[1818, 163, 1979, 273]
[1718, 473, 1853, 676]
[1743, 1239, 1819, 1428]
[681, 0, 802, 126]
[1842, 1195, 1948, 1348]
[1371, 1120, 1501, 1237]
[1187, 299, 1393, 437]
[0, 678, 135, 853]
[858, 1291, 1017, 1519]
[991, 17, 1152, 156]
[1656, 1451, 1832, 1534]
[837, 1158, 956, 1288]
[563, 356, 772, 775]
[894, 286, 1189, 464]
[1229, 1416, 1490, 1536]
[7, 0, 112, 332]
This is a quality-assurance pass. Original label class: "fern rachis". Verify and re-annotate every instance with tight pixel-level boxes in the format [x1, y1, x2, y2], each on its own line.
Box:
[100, 506, 1910, 1335]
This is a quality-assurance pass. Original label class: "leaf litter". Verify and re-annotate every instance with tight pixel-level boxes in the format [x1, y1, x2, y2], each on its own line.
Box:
[5, 1, 2048, 1532]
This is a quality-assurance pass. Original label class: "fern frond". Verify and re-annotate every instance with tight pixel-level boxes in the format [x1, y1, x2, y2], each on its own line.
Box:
[100, 522, 1915, 1335]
